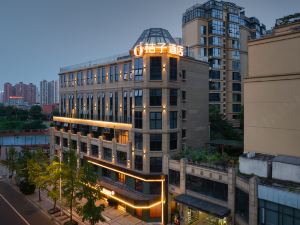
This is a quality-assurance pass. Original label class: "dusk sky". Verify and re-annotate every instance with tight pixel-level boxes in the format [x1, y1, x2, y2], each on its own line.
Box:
[0, 0, 299, 91]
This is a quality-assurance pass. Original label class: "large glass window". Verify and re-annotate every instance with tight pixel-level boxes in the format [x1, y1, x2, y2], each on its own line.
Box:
[134, 132, 143, 150]
[169, 169, 180, 187]
[232, 39, 240, 49]
[150, 57, 162, 80]
[200, 25, 206, 35]
[114, 65, 119, 81]
[169, 57, 177, 80]
[209, 36, 222, 46]
[209, 59, 221, 69]
[170, 132, 177, 150]
[91, 145, 99, 157]
[134, 111, 143, 129]
[170, 111, 177, 129]
[149, 89, 162, 106]
[134, 58, 143, 81]
[150, 134, 162, 151]
[134, 89, 143, 107]
[150, 157, 162, 173]
[232, 60, 240, 71]
[101, 67, 106, 83]
[117, 151, 127, 166]
[228, 23, 240, 38]
[170, 89, 177, 106]
[209, 70, 221, 79]
[209, 20, 224, 35]
[150, 112, 162, 129]
[209, 81, 221, 90]
[235, 188, 249, 223]
[134, 155, 143, 171]
[229, 13, 240, 23]
[232, 93, 241, 102]
[231, 50, 240, 60]
[186, 174, 228, 201]
[209, 48, 221, 57]
[109, 66, 114, 82]
[103, 148, 112, 162]
[211, 9, 223, 19]
[123, 63, 129, 80]
[200, 47, 207, 58]
[232, 83, 241, 91]
[102, 168, 112, 178]
[200, 37, 206, 45]
[233, 104, 241, 113]
[209, 93, 220, 102]
[97, 68, 101, 84]
[232, 72, 241, 81]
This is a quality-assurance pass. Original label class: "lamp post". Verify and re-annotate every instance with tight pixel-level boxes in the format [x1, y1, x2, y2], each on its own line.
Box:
[59, 149, 62, 216]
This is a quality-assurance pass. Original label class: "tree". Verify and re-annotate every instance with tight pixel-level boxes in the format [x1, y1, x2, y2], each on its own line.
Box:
[27, 149, 48, 201]
[7, 147, 18, 180]
[62, 149, 81, 225]
[46, 156, 62, 210]
[76, 163, 105, 225]
[29, 105, 44, 120]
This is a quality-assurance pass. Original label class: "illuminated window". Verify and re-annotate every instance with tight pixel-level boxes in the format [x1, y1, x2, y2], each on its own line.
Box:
[117, 172, 125, 184]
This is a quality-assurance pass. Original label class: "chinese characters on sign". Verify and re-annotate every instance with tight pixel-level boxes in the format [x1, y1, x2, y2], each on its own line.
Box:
[134, 43, 184, 57]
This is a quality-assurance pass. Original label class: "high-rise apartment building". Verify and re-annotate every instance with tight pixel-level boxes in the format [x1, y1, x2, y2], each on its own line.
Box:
[40, 79, 59, 105]
[182, 0, 266, 121]
[3, 82, 36, 105]
[51, 28, 209, 223]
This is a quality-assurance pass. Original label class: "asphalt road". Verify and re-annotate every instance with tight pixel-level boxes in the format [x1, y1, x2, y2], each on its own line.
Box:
[0, 181, 55, 225]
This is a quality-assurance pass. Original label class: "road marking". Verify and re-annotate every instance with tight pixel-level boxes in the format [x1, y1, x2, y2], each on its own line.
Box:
[0, 193, 31, 225]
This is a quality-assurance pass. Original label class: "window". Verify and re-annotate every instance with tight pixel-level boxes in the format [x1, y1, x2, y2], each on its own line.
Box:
[235, 188, 249, 222]
[209, 59, 221, 69]
[149, 89, 162, 106]
[209, 93, 220, 102]
[97, 68, 101, 84]
[134, 111, 143, 129]
[233, 104, 241, 113]
[87, 70, 92, 85]
[200, 37, 206, 45]
[232, 60, 240, 71]
[232, 72, 241, 81]
[109, 66, 114, 82]
[182, 110, 186, 120]
[169, 57, 177, 80]
[211, 9, 223, 19]
[228, 23, 240, 38]
[209, 48, 221, 57]
[232, 93, 241, 102]
[134, 155, 143, 171]
[229, 13, 240, 23]
[63, 138, 68, 147]
[150, 134, 162, 151]
[182, 70, 186, 80]
[150, 112, 162, 129]
[200, 25, 206, 35]
[182, 129, 186, 138]
[134, 132, 143, 150]
[170, 111, 177, 129]
[109, 93, 113, 121]
[123, 63, 129, 80]
[91, 145, 99, 157]
[114, 65, 119, 81]
[102, 168, 112, 178]
[117, 151, 127, 166]
[170, 132, 177, 150]
[209, 36, 222, 46]
[209, 70, 220, 79]
[150, 157, 162, 173]
[101, 67, 106, 83]
[231, 50, 240, 60]
[80, 142, 87, 153]
[182, 90, 186, 101]
[101, 94, 105, 120]
[134, 58, 143, 81]
[55, 136, 60, 145]
[200, 47, 207, 57]
[103, 148, 112, 162]
[232, 39, 240, 49]
[115, 92, 118, 122]
[169, 169, 180, 186]
[150, 57, 162, 80]
[209, 20, 224, 35]
[232, 83, 241, 91]
[117, 173, 125, 184]
[170, 89, 177, 106]
[135, 179, 143, 192]
[209, 81, 221, 90]
[123, 93, 127, 122]
[186, 174, 228, 201]
[134, 89, 143, 107]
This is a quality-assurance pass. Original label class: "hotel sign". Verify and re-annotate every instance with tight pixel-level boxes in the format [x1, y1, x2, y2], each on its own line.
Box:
[133, 42, 184, 57]
[102, 188, 115, 196]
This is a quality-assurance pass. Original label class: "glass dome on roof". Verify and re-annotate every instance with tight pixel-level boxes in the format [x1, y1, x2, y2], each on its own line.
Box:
[133, 28, 176, 47]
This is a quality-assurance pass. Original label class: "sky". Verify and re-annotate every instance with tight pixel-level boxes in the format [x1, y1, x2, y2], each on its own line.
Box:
[0, 0, 299, 91]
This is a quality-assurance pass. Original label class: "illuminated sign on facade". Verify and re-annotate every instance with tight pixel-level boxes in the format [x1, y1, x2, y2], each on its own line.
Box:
[133, 42, 184, 57]
[102, 188, 115, 196]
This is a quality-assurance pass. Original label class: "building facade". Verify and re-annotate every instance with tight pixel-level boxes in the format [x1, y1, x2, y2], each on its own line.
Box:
[3, 82, 37, 105]
[182, 0, 266, 122]
[51, 28, 209, 223]
[40, 79, 59, 105]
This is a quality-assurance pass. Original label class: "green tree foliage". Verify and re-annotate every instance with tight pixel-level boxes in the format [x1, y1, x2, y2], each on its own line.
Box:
[7, 147, 18, 179]
[46, 156, 62, 209]
[76, 163, 105, 225]
[27, 149, 48, 201]
[209, 106, 242, 141]
[62, 149, 81, 224]
[29, 105, 44, 120]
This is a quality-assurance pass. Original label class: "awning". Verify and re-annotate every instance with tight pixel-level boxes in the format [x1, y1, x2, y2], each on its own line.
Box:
[174, 194, 230, 218]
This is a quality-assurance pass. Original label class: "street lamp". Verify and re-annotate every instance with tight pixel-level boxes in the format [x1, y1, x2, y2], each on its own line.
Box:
[59, 149, 62, 216]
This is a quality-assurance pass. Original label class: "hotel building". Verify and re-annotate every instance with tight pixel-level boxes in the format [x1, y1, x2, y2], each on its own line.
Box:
[182, 0, 266, 122]
[50, 28, 209, 223]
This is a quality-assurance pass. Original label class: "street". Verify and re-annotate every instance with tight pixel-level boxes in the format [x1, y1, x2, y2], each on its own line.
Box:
[0, 181, 55, 225]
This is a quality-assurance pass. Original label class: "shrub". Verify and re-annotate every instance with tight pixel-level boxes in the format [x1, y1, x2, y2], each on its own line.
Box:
[19, 179, 36, 195]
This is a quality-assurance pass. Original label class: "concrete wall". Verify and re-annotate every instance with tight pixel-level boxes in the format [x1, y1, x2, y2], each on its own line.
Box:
[239, 156, 269, 178]
[272, 162, 300, 183]
[245, 28, 300, 157]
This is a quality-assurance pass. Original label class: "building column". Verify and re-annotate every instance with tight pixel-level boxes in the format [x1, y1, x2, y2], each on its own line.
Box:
[249, 176, 258, 225]
[180, 158, 187, 193]
[127, 141, 132, 169]
[87, 133, 92, 156]
[112, 138, 116, 164]
[163, 154, 169, 175]
[98, 136, 103, 159]
[228, 167, 236, 225]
